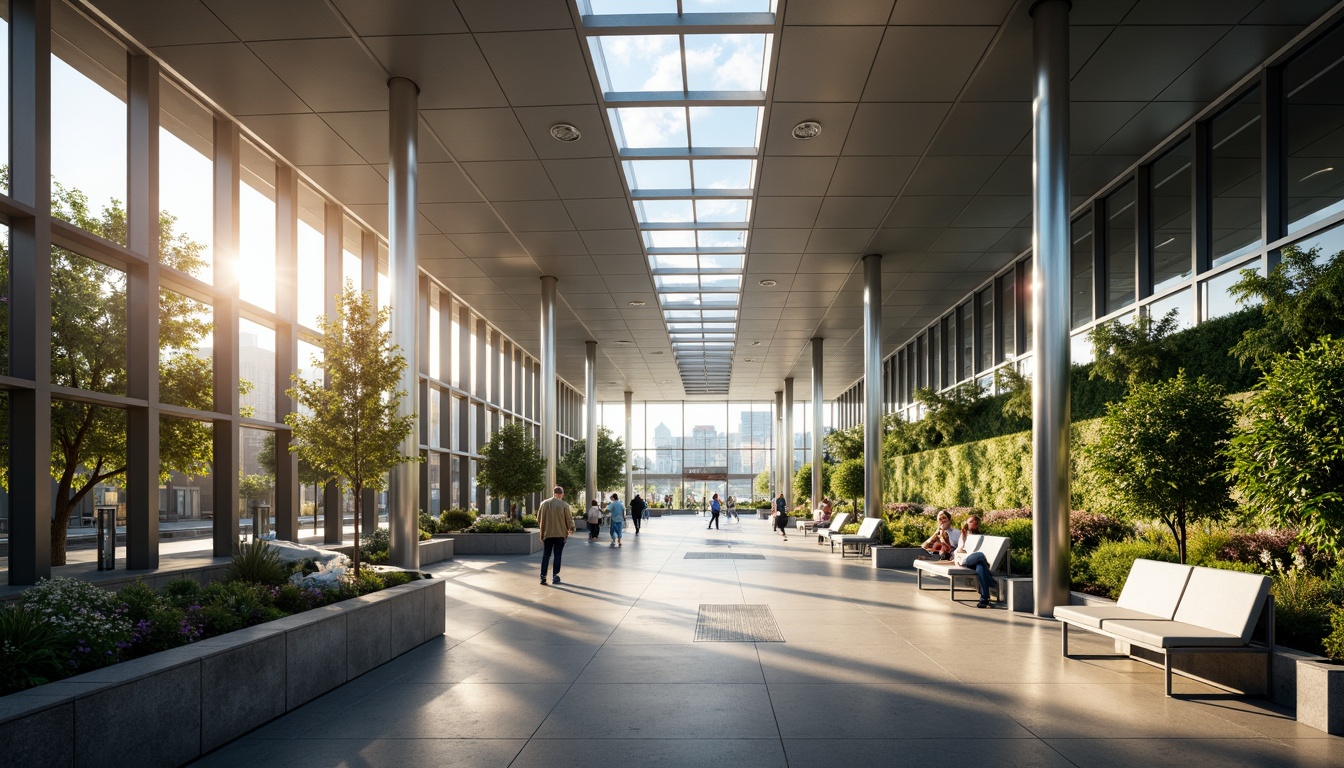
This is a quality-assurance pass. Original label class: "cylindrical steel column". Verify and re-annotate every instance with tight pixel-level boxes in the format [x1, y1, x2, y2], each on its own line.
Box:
[863, 253, 883, 519]
[774, 390, 784, 501]
[540, 276, 558, 490]
[811, 337, 824, 509]
[387, 76, 420, 570]
[1031, 0, 1072, 616]
[783, 377, 794, 510]
[585, 341, 598, 506]
[624, 391, 633, 503]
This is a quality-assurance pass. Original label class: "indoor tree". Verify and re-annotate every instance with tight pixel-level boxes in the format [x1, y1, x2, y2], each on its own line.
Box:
[793, 461, 832, 507]
[829, 458, 865, 517]
[477, 422, 545, 518]
[286, 282, 417, 572]
[1087, 371, 1235, 563]
[555, 426, 628, 505]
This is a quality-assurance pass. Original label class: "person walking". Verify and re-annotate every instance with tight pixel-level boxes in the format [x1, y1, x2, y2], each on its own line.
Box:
[726, 495, 738, 522]
[773, 491, 789, 541]
[537, 485, 574, 585]
[607, 493, 626, 547]
[629, 493, 646, 536]
[586, 499, 602, 540]
[707, 493, 722, 530]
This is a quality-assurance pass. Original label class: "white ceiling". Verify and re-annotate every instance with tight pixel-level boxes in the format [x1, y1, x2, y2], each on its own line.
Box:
[83, 0, 1334, 401]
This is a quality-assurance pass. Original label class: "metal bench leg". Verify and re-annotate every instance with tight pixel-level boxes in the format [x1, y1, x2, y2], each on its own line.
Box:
[916, 570, 922, 590]
[1164, 654, 1173, 697]
[1061, 622, 1069, 657]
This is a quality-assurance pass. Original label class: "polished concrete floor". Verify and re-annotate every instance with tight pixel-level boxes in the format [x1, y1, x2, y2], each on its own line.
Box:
[195, 514, 1342, 767]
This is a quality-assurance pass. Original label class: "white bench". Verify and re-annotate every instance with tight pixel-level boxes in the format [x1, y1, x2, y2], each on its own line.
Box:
[913, 534, 1011, 603]
[831, 517, 882, 557]
[1053, 559, 1275, 696]
[815, 513, 851, 546]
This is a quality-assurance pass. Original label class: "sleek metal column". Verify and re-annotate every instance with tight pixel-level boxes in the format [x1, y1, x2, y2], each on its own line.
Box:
[540, 276, 558, 488]
[774, 390, 784, 498]
[387, 76, 420, 570]
[1031, 0, 1072, 616]
[585, 341, 598, 505]
[811, 337, 824, 508]
[322, 202, 343, 544]
[783, 377, 794, 510]
[863, 253, 883, 519]
[624, 391, 633, 502]
[213, 117, 241, 556]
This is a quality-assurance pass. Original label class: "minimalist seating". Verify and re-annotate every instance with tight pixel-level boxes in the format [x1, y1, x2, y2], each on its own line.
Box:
[815, 512, 850, 545]
[795, 510, 825, 535]
[912, 534, 1011, 602]
[1054, 559, 1275, 696]
[831, 517, 882, 557]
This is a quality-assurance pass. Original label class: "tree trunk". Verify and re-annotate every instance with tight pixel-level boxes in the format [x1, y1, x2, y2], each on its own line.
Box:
[1177, 513, 1188, 565]
[51, 497, 73, 567]
[352, 482, 362, 574]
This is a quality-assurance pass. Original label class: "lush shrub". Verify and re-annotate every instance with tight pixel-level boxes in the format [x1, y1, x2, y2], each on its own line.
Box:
[1217, 529, 1300, 571]
[198, 581, 282, 635]
[0, 605, 73, 695]
[467, 515, 525, 533]
[1271, 567, 1340, 656]
[119, 580, 194, 655]
[439, 507, 475, 531]
[360, 527, 392, 564]
[230, 539, 288, 585]
[839, 523, 860, 534]
[788, 509, 812, 519]
[162, 576, 202, 609]
[1088, 539, 1180, 599]
[885, 514, 931, 547]
[1070, 545, 1100, 596]
[21, 577, 130, 673]
[521, 514, 539, 528]
[1324, 607, 1344, 662]
[382, 571, 414, 588]
[1070, 511, 1132, 551]
[884, 502, 927, 518]
[272, 583, 322, 614]
[981, 507, 1031, 527]
[418, 511, 438, 534]
[982, 517, 1033, 574]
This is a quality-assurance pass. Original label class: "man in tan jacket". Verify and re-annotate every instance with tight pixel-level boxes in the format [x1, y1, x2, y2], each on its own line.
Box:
[537, 485, 575, 585]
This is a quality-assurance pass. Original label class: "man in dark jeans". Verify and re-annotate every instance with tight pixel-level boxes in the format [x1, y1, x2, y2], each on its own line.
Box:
[774, 492, 789, 541]
[629, 494, 646, 535]
[537, 486, 574, 586]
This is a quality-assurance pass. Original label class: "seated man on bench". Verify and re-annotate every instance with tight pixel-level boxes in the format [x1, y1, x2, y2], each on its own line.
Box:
[954, 515, 995, 609]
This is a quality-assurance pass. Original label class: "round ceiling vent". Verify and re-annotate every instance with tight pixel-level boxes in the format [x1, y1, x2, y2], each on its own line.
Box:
[791, 121, 822, 140]
[550, 123, 582, 142]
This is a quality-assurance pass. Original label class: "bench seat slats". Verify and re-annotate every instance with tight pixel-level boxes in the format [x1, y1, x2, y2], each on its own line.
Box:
[1101, 618, 1244, 648]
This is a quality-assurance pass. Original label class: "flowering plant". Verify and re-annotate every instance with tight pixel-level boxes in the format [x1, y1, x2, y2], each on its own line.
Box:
[20, 577, 131, 672]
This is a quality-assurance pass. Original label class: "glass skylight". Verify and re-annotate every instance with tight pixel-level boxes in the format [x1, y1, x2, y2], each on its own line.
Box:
[684, 34, 771, 91]
[642, 229, 747, 250]
[635, 199, 749, 225]
[689, 106, 762, 148]
[587, 0, 677, 14]
[635, 200, 694, 223]
[693, 159, 755, 189]
[588, 35, 681, 94]
[609, 106, 762, 152]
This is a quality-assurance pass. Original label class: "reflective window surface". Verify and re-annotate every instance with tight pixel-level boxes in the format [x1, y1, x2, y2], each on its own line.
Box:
[1105, 180, 1137, 313]
[1071, 216, 1094, 329]
[1211, 87, 1262, 266]
[1286, 22, 1344, 235]
[1151, 139, 1193, 291]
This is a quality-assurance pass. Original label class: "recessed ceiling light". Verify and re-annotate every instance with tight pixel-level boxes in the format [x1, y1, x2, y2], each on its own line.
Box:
[628, 300, 646, 306]
[550, 123, 581, 142]
[1301, 166, 1334, 181]
[758, 279, 777, 287]
[792, 121, 822, 140]
[750, 341, 762, 346]
[614, 340, 633, 345]
[743, 358, 755, 362]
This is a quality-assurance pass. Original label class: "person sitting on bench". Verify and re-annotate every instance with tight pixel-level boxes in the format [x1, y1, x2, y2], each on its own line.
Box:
[954, 515, 995, 609]
[920, 510, 959, 560]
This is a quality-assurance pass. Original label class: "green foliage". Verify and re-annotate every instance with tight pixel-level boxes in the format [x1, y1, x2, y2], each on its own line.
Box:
[477, 422, 546, 513]
[0, 606, 73, 695]
[286, 282, 419, 572]
[555, 426, 628, 504]
[1088, 372, 1234, 563]
[21, 577, 131, 673]
[1228, 337, 1344, 559]
[824, 425, 864, 462]
[118, 581, 191, 655]
[521, 514, 539, 528]
[1088, 310, 1179, 388]
[793, 461, 832, 504]
[161, 577, 202, 609]
[1228, 245, 1344, 367]
[1159, 307, 1264, 394]
[1088, 539, 1180, 599]
[982, 517, 1034, 574]
[238, 473, 273, 509]
[995, 366, 1033, 422]
[467, 516, 526, 533]
[829, 458, 866, 509]
[439, 507, 475, 531]
[198, 581, 281, 635]
[230, 539, 288, 586]
[753, 469, 771, 500]
[1324, 608, 1344, 662]
[915, 381, 984, 447]
[884, 514, 931, 547]
[382, 571, 414, 588]
[1271, 567, 1340, 656]
[360, 527, 392, 564]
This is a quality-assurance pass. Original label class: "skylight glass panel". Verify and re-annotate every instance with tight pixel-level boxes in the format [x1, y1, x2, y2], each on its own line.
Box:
[636, 200, 694, 223]
[698, 230, 747, 248]
[589, 35, 682, 94]
[644, 230, 697, 249]
[667, 322, 705, 331]
[588, 0, 677, 14]
[682, 0, 772, 14]
[661, 293, 702, 306]
[684, 34, 770, 92]
[655, 275, 700, 290]
[699, 253, 744, 270]
[702, 309, 737, 320]
[701, 274, 743, 290]
[695, 199, 750, 223]
[689, 106, 763, 149]
[700, 293, 740, 307]
[650, 254, 698, 270]
[693, 159, 754, 190]
[610, 107, 688, 150]
[664, 309, 701, 319]
[623, 159, 690, 190]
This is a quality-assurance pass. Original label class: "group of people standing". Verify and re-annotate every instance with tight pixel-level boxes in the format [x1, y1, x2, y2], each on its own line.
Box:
[536, 487, 651, 585]
[705, 493, 740, 529]
[585, 492, 650, 545]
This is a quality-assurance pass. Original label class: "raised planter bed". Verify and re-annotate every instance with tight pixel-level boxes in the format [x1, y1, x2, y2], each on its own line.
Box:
[0, 577, 445, 767]
[436, 529, 541, 555]
[326, 537, 454, 566]
[1297, 660, 1344, 734]
[870, 546, 925, 569]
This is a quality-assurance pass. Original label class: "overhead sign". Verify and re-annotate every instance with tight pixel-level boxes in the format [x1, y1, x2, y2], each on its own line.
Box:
[683, 466, 729, 481]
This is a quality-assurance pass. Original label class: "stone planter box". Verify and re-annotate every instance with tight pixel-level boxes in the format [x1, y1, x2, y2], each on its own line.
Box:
[0, 577, 445, 767]
[437, 529, 542, 555]
[1297, 660, 1344, 734]
[870, 546, 925, 569]
[326, 537, 454, 566]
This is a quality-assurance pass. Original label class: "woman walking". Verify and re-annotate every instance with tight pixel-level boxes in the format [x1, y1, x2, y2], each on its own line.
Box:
[629, 494, 646, 535]
[586, 499, 602, 540]
[607, 493, 626, 547]
[707, 493, 722, 530]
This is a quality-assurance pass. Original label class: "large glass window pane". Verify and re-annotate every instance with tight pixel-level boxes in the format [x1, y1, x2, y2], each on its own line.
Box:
[1151, 139, 1193, 291]
[239, 142, 276, 312]
[1211, 87, 1263, 266]
[1291, 219, 1344, 260]
[159, 416, 211, 527]
[998, 270, 1016, 361]
[159, 289, 212, 410]
[684, 34, 769, 91]
[927, 323, 940, 390]
[297, 184, 326, 329]
[976, 287, 993, 372]
[51, 3, 126, 244]
[610, 106, 688, 150]
[1286, 22, 1344, 234]
[1105, 179, 1137, 313]
[239, 319, 275, 421]
[1146, 287, 1192, 331]
[0, 8, 8, 190]
[943, 315, 956, 387]
[1071, 216, 1094, 329]
[1202, 260, 1263, 321]
[342, 215, 362, 292]
[240, 427, 275, 538]
[958, 302, 973, 381]
[588, 35, 681, 94]
[158, 80, 213, 282]
[52, 248, 125, 395]
[0, 224, 8, 374]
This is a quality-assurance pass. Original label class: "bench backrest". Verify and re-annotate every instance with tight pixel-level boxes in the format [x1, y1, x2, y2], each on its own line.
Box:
[1172, 566, 1271, 643]
[826, 513, 851, 532]
[976, 535, 1010, 572]
[853, 517, 881, 538]
[1116, 559, 1192, 619]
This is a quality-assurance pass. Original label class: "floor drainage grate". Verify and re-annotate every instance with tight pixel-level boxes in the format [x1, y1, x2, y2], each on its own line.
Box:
[695, 604, 785, 642]
[684, 552, 764, 559]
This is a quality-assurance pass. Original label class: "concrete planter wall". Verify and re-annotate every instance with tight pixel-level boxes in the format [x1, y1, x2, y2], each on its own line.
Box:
[438, 530, 542, 555]
[0, 578, 445, 767]
[326, 537, 454, 566]
[1297, 660, 1344, 734]
[870, 546, 926, 569]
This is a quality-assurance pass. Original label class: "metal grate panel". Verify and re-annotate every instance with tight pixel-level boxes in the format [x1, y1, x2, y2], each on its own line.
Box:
[694, 604, 784, 642]
[684, 552, 764, 559]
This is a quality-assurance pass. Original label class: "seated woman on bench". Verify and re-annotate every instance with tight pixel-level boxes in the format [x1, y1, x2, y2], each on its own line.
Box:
[954, 515, 995, 609]
[920, 510, 959, 560]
